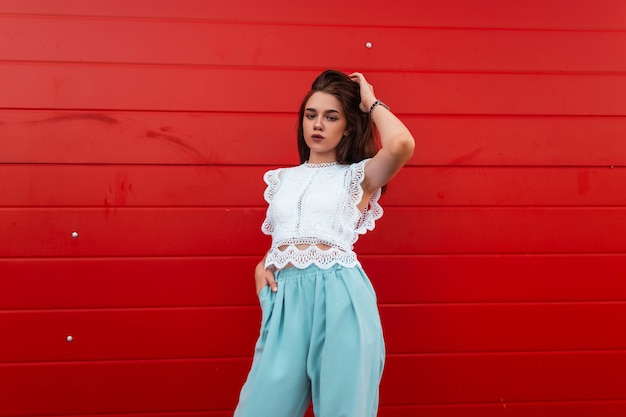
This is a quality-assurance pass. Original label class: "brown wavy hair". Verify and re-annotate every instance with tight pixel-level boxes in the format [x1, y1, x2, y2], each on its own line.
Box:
[297, 70, 379, 165]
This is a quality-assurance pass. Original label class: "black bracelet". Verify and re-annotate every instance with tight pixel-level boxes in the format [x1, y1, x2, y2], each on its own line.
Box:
[369, 100, 390, 114]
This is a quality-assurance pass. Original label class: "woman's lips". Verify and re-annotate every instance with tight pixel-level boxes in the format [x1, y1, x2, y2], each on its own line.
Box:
[311, 134, 324, 142]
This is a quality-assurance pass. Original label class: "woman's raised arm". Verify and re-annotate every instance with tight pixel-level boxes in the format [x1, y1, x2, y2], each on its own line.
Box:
[349, 72, 415, 193]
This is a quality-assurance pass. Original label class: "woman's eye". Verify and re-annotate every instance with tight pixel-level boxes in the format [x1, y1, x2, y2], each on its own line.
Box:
[305, 114, 316, 119]
[326, 116, 337, 121]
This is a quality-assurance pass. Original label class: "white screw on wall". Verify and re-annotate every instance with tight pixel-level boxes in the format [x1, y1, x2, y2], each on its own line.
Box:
[67, 335, 74, 342]
[71, 231, 79, 238]
[365, 42, 373, 48]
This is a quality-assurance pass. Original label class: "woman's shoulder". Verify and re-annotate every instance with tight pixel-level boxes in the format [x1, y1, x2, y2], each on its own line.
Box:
[346, 158, 372, 174]
[263, 163, 303, 185]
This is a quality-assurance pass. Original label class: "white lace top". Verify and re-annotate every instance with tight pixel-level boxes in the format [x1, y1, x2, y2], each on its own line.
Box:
[262, 159, 383, 270]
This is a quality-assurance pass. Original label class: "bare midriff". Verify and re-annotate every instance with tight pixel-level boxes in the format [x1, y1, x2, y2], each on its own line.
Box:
[275, 243, 335, 270]
[277, 243, 332, 251]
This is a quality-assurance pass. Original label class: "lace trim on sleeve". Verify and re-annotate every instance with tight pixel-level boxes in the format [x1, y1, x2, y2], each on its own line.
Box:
[349, 159, 383, 235]
[263, 168, 284, 203]
[261, 168, 284, 235]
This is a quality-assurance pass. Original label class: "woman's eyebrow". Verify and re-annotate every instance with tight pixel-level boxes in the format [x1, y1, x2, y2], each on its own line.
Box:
[305, 108, 340, 114]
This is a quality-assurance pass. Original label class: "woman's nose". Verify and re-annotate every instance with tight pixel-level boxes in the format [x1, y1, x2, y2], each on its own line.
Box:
[314, 116, 323, 129]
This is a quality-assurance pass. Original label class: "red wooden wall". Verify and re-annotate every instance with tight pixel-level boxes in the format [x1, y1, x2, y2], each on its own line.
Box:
[1, 1, 626, 416]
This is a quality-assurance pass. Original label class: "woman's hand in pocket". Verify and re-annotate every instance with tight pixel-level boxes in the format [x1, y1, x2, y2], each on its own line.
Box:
[255, 259, 277, 296]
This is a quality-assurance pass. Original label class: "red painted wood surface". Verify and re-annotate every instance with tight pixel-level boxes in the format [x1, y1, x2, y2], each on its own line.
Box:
[1, 1, 625, 416]
[3, 164, 626, 207]
[3, 208, 626, 257]
[2, 65, 626, 115]
[2, 302, 625, 364]
[2, 254, 626, 308]
[2, 15, 626, 72]
[1, 0, 625, 30]
[3, 111, 626, 166]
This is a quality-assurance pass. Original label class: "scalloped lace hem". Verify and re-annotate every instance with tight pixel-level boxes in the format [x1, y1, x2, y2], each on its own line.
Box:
[349, 159, 384, 235]
[264, 245, 359, 270]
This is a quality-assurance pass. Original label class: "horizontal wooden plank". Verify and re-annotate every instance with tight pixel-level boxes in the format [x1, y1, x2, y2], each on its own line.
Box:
[0, 358, 250, 415]
[1, 65, 626, 115]
[377, 207, 626, 255]
[0, 207, 265, 257]
[0, 110, 298, 165]
[1, 353, 625, 415]
[380, 401, 626, 417]
[1, 254, 626, 310]
[0, 165, 269, 208]
[391, 166, 626, 206]
[382, 303, 626, 354]
[1, 303, 625, 363]
[11, 413, 235, 417]
[2, 164, 626, 207]
[412, 115, 626, 167]
[0, 307, 261, 362]
[2, 110, 625, 166]
[1, 207, 626, 257]
[0, 0, 624, 30]
[2, 16, 625, 72]
[0, 257, 262, 309]
[381, 351, 626, 405]
[488, 400, 626, 417]
[16, 401, 626, 417]
[365, 254, 626, 304]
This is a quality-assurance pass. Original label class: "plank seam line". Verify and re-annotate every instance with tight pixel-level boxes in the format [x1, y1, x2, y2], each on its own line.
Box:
[1, 163, 626, 168]
[3, 59, 626, 77]
[2, 300, 626, 314]
[380, 300, 626, 307]
[3, 400, 626, 417]
[3, 349, 626, 367]
[2, 204, 626, 209]
[1, 107, 625, 118]
[0, 306, 259, 314]
[389, 349, 626, 357]
[0, 12, 626, 33]
[3, 164, 626, 169]
[383, 398, 626, 408]
[2, 251, 626, 261]
[1, 108, 626, 118]
[3, 205, 626, 210]
[1, 252, 626, 260]
[1, 11, 626, 33]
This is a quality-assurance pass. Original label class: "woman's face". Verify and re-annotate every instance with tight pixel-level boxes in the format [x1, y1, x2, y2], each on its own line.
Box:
[302, 92, 348, 163]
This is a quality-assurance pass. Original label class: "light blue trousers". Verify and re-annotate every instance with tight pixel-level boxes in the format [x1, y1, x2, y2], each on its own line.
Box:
[234, 264, 385, 417]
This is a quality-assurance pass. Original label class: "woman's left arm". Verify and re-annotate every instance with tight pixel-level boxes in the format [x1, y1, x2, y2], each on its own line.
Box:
[350, 72, 415, 193]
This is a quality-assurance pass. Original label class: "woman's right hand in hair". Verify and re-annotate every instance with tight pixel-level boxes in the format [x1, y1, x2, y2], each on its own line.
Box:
[255, 258, 277, 296]
[349, 72, 377, 113]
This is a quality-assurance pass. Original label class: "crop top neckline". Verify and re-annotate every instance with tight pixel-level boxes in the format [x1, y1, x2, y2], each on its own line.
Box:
[303, 160, 339, 168]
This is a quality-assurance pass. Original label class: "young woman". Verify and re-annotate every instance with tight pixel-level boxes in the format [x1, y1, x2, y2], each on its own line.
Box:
[234, 70, 415, 417]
